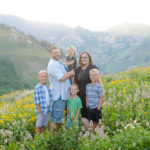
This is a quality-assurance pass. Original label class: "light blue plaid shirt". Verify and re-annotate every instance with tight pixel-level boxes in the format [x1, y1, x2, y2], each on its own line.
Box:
[34, 83, 52, 115]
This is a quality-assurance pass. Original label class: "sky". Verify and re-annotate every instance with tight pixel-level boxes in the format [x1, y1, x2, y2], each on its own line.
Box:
[0, 0, 150, 31]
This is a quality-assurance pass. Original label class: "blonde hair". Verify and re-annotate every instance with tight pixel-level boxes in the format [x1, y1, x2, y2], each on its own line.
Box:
[38, 70, 47, 75]
[79, 51, 93, 67]
[89, 68, 99, 75]
[70, 84, 79, 90]
[49, 46, 59, 54]
[66, 45, 77, 56]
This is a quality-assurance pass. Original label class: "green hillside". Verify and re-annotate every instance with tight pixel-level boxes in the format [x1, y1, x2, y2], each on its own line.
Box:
[0, 24, 51, 95]
[0, 67, 150, 149]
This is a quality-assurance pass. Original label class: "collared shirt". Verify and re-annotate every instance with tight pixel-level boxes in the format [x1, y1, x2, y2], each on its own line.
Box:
[43, 85, 50, 106]
[86, 83, 102, 109]
[47, 58, 70, 101]
[34, 83, 52, 115]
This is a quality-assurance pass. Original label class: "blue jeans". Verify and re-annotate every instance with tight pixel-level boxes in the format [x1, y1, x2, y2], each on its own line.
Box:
[51, 100, 66, 123]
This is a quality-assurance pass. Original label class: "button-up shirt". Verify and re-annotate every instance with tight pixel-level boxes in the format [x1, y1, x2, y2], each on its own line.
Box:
[47, 58, 70, 101]
[34, 83, 52, 115]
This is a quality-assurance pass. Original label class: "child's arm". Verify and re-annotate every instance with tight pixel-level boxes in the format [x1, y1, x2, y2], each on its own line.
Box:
[67, 106, 69, 117]
[61, 58, 67, 63]
[65, 60, 75, 66]
[86, 95, 88, 108]
[97, 95, 103, 110]
[76, 109, 80, 119]
[34, 88, 42, 114]
[36, 104, 42, 114]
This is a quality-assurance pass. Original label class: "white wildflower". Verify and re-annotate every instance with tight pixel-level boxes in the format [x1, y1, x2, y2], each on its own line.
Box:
[133, 142, 136, 147]
[4, 138, 8, 144]
[146, 122, 149, 127]
[1, 145, 5, 150]
[118, 146, 121, 150]
[21, 144, 24, 150]
[116, 121, 120, 127]
[22, 119, 26, 124]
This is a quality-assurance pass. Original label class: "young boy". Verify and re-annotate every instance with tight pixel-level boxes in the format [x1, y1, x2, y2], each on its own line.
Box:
[67, 84, 82, 128]
[86, 68, 103, 132]
[34, 70, 52, 133]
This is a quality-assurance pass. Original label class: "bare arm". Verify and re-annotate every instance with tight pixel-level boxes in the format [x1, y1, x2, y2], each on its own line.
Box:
[97, 95, 103, 110]
[67, 106, 69, 117]
[76, 109, 80, 119]
[36, 104, 42, 114]
[59, 70, 75, 82]
[98, 75, 105, 97]
[86, 95, 88, 108]
[65, 60, 75, 66]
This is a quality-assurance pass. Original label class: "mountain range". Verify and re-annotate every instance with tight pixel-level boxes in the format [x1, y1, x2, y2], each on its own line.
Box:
[0, 14, 150, 94]
[1, 15, 150, 73]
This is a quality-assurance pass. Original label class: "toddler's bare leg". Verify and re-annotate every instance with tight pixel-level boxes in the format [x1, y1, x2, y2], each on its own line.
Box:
[81, 118, 89, 131]
[49, 122, 55, 137]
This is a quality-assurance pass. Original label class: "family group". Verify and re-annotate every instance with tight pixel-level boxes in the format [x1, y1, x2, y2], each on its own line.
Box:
[34, 46, 104, 136]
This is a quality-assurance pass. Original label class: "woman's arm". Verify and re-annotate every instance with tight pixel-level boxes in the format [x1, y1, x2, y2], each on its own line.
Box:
[98, 75, 105, 97]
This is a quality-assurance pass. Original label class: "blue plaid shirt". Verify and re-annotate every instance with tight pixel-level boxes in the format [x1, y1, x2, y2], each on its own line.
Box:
[34, 83, 52, 115]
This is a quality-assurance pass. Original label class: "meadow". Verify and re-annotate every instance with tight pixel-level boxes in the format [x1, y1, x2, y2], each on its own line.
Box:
[0, 67, 150, 150]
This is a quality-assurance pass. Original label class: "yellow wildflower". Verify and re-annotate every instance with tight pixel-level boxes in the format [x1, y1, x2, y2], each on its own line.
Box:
[0, 120, 4, 124]
[2, 115, 7, 119]
[123, 87, 126, 93]
[144, 84, 147, 88]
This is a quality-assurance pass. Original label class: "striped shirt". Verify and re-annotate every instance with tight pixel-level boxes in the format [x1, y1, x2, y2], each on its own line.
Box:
[86, 83, 102, 109]
[34, 83, 52, 115]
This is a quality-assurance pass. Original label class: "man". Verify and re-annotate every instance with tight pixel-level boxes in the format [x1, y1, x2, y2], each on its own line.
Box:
[47, 46, 74, 136]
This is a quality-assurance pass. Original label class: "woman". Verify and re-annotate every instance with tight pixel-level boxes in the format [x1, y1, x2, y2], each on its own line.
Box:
[75, 51, 104, 130]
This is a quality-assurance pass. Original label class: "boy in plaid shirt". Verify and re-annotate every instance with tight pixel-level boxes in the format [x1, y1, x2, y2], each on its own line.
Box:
[34, 70, 52, 133]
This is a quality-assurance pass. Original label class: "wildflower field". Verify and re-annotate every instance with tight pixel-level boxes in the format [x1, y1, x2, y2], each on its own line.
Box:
[0, 67, 150, 150]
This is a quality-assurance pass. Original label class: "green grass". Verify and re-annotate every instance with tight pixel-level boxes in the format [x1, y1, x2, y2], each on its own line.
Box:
[0, 24, 50, 95]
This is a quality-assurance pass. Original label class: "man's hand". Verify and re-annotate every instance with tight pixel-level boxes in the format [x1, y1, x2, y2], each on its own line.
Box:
[70, 70, 75, 76]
